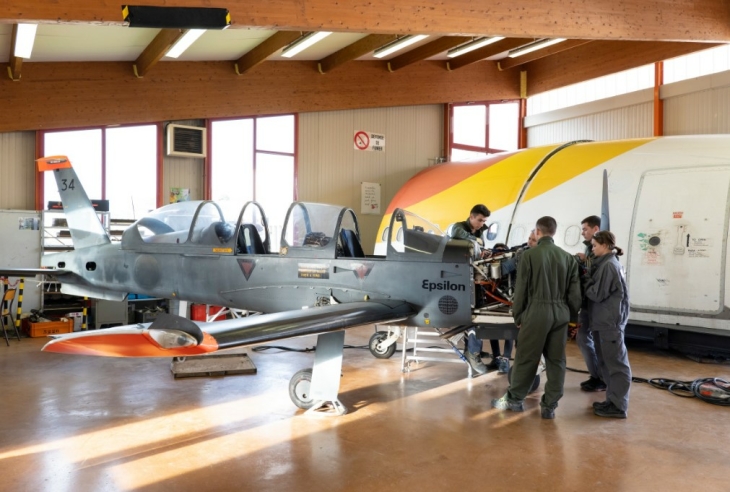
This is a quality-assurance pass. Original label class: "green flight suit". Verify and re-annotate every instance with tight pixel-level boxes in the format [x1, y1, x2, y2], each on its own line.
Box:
[507, 236, 582, 410]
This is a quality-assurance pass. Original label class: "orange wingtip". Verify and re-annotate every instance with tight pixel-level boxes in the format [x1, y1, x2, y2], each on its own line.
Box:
[42, 331, 219, 357]
[37, 155, 72, 172]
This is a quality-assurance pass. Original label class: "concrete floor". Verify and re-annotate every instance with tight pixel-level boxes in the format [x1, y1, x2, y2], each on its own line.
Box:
[1, 326, 728, 492]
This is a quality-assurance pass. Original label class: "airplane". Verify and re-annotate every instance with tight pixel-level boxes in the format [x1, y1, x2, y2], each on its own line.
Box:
[0, 155, 484, 415]
[373, 135, 730, 357]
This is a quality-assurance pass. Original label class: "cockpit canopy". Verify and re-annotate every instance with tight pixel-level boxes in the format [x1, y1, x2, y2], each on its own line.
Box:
[280, 202, 364, 259]
[121, 200, 270, 254]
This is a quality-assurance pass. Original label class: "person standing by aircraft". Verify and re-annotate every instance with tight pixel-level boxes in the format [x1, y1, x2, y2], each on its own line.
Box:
[485, 230, 538, 373]
[491, 216, 582, 419]
[448, 204, 491, 375]
[574, 215, 607, 392]
[584, 231, 631, 419]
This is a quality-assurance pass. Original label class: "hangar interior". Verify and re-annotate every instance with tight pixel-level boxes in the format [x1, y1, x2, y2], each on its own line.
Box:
[1, 2, 730, 490]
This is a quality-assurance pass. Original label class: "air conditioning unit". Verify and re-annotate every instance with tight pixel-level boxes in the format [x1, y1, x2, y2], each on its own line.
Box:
[167, 124, 206, 158]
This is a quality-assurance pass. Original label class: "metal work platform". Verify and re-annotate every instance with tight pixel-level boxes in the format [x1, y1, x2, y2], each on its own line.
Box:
[170, 348, 257, 379]
[401, 326, 472, 377]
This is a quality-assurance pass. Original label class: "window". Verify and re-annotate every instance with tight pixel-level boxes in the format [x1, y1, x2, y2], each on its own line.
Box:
[42, 125, 158, 220]
[664, 45, 730, 84]
[527, 65, 654, 115]
[211, 115, 296, 250]
[450, 101, 519, 160]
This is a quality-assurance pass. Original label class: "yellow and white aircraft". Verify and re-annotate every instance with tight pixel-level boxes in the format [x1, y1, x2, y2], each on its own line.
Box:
[375, 135, 730, 353]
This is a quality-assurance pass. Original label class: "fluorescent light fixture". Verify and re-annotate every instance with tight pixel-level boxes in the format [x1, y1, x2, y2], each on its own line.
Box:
[14, 23, 38, 59]
[165, 29, 206, 58]
[281, 31, 333, 58]
[373, 35, 429, 58]
[508, 38, 566, 58]
[446, 36, 505, 58]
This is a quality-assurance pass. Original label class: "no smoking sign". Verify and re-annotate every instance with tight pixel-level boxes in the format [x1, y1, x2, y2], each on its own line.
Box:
[354, 131, 385, 152]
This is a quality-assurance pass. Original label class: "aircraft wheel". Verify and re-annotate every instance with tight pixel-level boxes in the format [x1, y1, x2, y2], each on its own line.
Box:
[507, 366, 541, 394]
[369, 331, 396, 359]
[289, 368, 315, 410]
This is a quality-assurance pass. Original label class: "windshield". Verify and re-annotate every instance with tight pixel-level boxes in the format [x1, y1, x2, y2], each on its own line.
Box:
[388, 209, 444, 254]
[283, 202, 342, 249]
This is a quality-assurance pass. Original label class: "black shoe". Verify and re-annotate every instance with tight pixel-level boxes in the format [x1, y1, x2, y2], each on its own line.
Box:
[581, 377, 607, 392]
[593, 402, 627, 419]
[491, 396, 524, 412]
[497, 357, 510, 374]
[592, 400, 611, 410]
[485, 358, 500, 371]
[541, 407, 555, 419]
[465, 351, 487, 375]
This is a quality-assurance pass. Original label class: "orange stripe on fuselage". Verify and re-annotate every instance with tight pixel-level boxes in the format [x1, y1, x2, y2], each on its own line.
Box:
[42, 332, 219, 357]
[384, 152, 513, 214]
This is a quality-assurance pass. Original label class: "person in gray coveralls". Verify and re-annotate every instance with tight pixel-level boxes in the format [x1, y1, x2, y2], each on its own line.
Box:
[584, 230, 632, 419]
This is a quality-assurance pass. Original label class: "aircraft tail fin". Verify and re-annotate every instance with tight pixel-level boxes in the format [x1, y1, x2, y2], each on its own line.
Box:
[37, 156, 111, 249]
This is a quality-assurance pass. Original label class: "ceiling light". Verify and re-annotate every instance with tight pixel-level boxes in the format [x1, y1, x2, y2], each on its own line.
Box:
[122, 5, 231, 29]
[14, 23, 38, 59]
[508, 38, 566, 58]
[165, 29, 206, 58]
[281, 32, 333, 58]
[446, 37, 505, 58]
[373, 35, 429, 58]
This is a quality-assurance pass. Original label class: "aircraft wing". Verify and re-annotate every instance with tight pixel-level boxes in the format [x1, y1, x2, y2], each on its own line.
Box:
[42, 300, 415, 357]
[0, 268, 70, 277]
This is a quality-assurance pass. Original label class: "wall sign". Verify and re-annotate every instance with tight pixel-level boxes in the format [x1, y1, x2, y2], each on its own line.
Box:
[361, 182, 381, 215]
[354, 131, 385, 152]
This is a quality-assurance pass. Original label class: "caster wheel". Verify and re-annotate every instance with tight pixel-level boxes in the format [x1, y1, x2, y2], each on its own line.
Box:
[369, 331, 396, 359]
[289, 368, 315, 409]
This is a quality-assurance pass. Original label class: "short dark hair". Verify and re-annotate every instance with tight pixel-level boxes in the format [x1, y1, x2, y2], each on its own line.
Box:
[536, 216, 557, 236]
[470, 204, 491, 217]
[581, 215, 601, 229]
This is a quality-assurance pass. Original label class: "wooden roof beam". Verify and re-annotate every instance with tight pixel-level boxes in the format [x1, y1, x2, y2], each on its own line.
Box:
[387, 36, 471, 72]
[446, 38, 533, 71]
[7, 24, 22, 81]
[318, 34, 397, 73]
[133, 29, 185, 78]
[497, 39, 593, 70]
[3, 0, 730, 42]
[235, 31, 304, 75]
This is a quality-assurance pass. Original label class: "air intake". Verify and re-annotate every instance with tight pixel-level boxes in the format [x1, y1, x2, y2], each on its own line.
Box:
[167, 124, 206, 158]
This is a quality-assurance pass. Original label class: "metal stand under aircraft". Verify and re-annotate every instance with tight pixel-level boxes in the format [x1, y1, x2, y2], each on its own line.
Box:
[289, 330, 347, 416]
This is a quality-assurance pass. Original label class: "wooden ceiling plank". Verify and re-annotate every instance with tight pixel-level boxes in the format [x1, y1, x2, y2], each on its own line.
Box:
[235, 30, 304, 75]
[497, 39, 593, 70]
[134, 29, 185, 78]
[525, 40, 722, 95]
[387, 36, 471, 71]
[8, 24, 22, 81]
[318, 34, 397, 73]
[446, 38, 534, 71]
[3, 0, 729, 42]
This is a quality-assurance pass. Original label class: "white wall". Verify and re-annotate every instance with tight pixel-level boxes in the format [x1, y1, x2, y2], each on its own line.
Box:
[0, 131, 35, 210]
[526, 69, 730, 146]
[298, 105, 444, 253]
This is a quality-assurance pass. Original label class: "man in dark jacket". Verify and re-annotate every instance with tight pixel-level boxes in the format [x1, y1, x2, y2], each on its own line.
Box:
[575, 215, 606, 392]
[492, 216, 582, 419]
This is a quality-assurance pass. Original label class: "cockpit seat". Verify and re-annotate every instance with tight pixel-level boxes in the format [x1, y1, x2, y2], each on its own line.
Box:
[238, 224, 267, 254]
[339, 229, 365, 258]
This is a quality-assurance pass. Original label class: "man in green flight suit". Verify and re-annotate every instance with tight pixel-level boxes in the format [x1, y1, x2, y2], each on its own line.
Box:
[491, 216, 582, 419]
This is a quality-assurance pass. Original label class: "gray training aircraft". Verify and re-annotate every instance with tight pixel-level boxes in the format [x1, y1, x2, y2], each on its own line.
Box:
[3, 156, 510, 413]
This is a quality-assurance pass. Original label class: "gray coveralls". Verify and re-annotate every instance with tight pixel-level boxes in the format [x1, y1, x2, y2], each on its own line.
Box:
[584, 253, 632, 412]
[507, 236, 582, 410]
[577, 242, 601, 380]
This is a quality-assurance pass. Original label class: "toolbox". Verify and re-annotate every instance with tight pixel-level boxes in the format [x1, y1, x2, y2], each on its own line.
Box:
[22, 318, 74, 338]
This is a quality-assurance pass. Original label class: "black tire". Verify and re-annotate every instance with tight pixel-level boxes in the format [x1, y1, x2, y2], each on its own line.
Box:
[369, 331, 396, 359]
[289, 368, 315, 409]
[507, 366, 541, 394]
